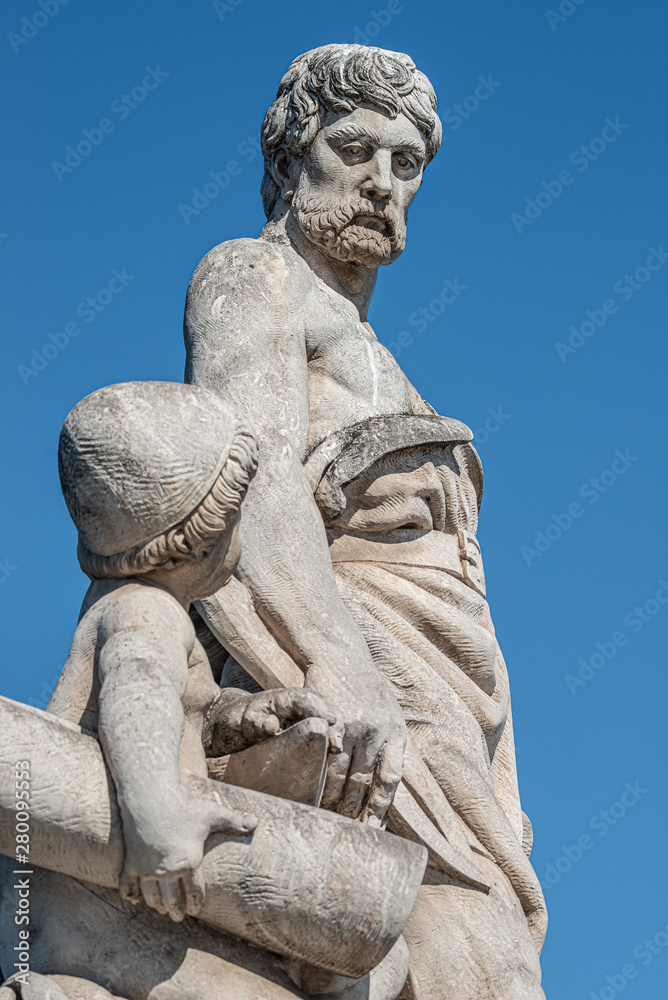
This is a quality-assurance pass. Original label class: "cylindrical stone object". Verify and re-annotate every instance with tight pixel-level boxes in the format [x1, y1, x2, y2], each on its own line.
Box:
[0, 696, 426, 978]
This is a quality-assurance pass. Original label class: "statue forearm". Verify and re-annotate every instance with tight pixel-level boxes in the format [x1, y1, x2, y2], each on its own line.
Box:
[236, 428, 374, 673]
[216, 429, 407, 825]
[184, 265, 407, 824]
[97, 642, 187, 837]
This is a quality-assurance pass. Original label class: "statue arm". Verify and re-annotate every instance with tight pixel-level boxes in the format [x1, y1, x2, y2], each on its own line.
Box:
[96, 588, 255, 920]
[184, 240, 406, 825]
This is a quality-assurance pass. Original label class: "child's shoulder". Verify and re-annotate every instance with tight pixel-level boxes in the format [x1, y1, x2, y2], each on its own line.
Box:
[82, 579, 195, 647]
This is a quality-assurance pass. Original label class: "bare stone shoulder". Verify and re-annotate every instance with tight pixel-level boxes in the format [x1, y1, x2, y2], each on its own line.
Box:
[95, 581, 196, 657]
[186, 237, 314, 328]
[184, 237, 315, 434]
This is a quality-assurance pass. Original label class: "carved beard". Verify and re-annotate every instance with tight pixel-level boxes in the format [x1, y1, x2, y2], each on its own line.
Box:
[291, 192, 405, 267]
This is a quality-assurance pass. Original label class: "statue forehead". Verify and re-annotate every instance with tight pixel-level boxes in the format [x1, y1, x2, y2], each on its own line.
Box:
[318, 105, 426, 151]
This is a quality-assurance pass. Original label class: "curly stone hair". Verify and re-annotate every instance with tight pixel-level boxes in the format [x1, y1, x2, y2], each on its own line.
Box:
[260, 43, 442, 218]
[78, 417, 258, 580]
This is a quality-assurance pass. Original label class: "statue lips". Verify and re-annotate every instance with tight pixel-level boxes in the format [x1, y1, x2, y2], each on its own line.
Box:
[353, 214, 388, 233]
[346, 209, 401, 261]
[352, 209, 399, 240]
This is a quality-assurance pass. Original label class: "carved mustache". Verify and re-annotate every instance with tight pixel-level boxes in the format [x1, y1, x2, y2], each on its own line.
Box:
[293, 195, 400, 244]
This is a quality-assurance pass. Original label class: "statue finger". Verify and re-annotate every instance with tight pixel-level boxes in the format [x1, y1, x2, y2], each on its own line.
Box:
[140, 877, 167, 915]
[261, 713, 281, 735]
[272, 689, 334, 722]
[206, 799, 257, 836]
[326, 704, 345, 754]
[242, 705, 278, 742]
[295, 691, 345, 746]
[161, 878, 187, 923]
[183, 865, 206, 917]
[273, 690, 345, 751]
[119, 867, 142, 905]
[362, 740, 405, 828]
[320, 748, 350, 809]
[336, 743, 377, 819]
[337, 772, 373, 819]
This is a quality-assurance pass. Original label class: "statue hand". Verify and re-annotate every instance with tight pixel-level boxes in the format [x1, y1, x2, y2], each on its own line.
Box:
[239, 688, 345, 752]
[306, 662, 407, 829]
[205, 687, 345, 755]
[119, 789, 256, 921]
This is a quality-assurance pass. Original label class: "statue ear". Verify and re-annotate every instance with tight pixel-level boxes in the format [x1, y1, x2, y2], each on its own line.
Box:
[271, 149, 300, 203]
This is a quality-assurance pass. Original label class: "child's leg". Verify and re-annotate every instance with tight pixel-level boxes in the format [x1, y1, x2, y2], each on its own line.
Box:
[1, 973, 121, 1000]
[0, 868, 307, 1000]
[284, 936, 410, 1000]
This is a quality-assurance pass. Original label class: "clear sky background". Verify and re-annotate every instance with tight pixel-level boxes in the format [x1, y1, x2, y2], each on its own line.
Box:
[2, 1, 667, 996]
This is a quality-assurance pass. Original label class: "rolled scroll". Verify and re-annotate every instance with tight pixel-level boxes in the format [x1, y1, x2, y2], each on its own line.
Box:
[0, 696, 426, 979]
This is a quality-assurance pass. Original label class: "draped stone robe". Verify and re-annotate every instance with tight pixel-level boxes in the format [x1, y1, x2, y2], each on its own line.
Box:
[217, 415, 547, 948]
[300, 415, 547, 998]
[314, 421, 541, 866]
[204, 413, 547, 998]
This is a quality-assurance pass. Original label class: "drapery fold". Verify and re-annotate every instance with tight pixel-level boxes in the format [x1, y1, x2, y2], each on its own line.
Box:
[331, 547, 546, 947]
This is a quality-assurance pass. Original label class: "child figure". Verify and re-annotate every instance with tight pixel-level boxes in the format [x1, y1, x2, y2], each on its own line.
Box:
[49, 380, 343, 925]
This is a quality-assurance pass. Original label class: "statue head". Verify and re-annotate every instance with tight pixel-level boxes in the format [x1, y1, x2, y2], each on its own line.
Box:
[58, 381, 258, 585]
[261, 44, 442, 268]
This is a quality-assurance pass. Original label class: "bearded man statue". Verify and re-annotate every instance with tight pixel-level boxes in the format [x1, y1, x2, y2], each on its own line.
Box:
[184, 43, 547, 1000]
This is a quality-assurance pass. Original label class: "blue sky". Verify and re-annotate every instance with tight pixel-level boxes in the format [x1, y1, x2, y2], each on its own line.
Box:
[2, 1, 667, 996]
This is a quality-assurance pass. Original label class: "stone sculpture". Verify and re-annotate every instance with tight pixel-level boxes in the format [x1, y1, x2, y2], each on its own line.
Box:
[0, 42, 547, 1000]
[184, 43, 547, 998]
[0, 381, 426, 999]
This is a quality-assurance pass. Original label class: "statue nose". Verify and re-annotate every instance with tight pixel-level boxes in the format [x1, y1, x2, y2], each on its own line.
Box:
[361, 151, 393, 202]
[362, 180, 392, 202]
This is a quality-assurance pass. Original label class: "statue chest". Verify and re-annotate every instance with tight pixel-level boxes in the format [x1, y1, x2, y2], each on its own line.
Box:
[306, 316, 413, 444]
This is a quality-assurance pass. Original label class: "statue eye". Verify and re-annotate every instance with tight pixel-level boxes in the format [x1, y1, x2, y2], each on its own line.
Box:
[394, 153, 416, 171]
[340, 142, 367, 158]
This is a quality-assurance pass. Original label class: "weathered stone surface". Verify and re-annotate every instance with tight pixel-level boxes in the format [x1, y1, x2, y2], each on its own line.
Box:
[0, 377, 423, 1000]
[0, 697, 425, 978]
[199, 577, 492, 894]
[184, 42, 547, 998]
[208, 717, 330, 806]
[59, 381, 240, 558]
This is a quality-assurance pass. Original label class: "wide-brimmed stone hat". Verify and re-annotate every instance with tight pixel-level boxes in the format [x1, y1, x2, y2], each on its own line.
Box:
[59, 381, 239, 557]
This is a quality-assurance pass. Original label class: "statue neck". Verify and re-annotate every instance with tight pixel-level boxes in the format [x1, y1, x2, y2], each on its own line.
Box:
[260, 207, 378, 322]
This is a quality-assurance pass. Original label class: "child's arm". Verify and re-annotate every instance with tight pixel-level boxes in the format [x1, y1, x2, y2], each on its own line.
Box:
[96, 588, 255, 922]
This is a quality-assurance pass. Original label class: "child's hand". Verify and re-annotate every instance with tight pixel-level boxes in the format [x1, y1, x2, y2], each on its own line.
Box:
[206, 688, 345, 757]
[240, 688, 345, 751]
[119, 787, 256, 922]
